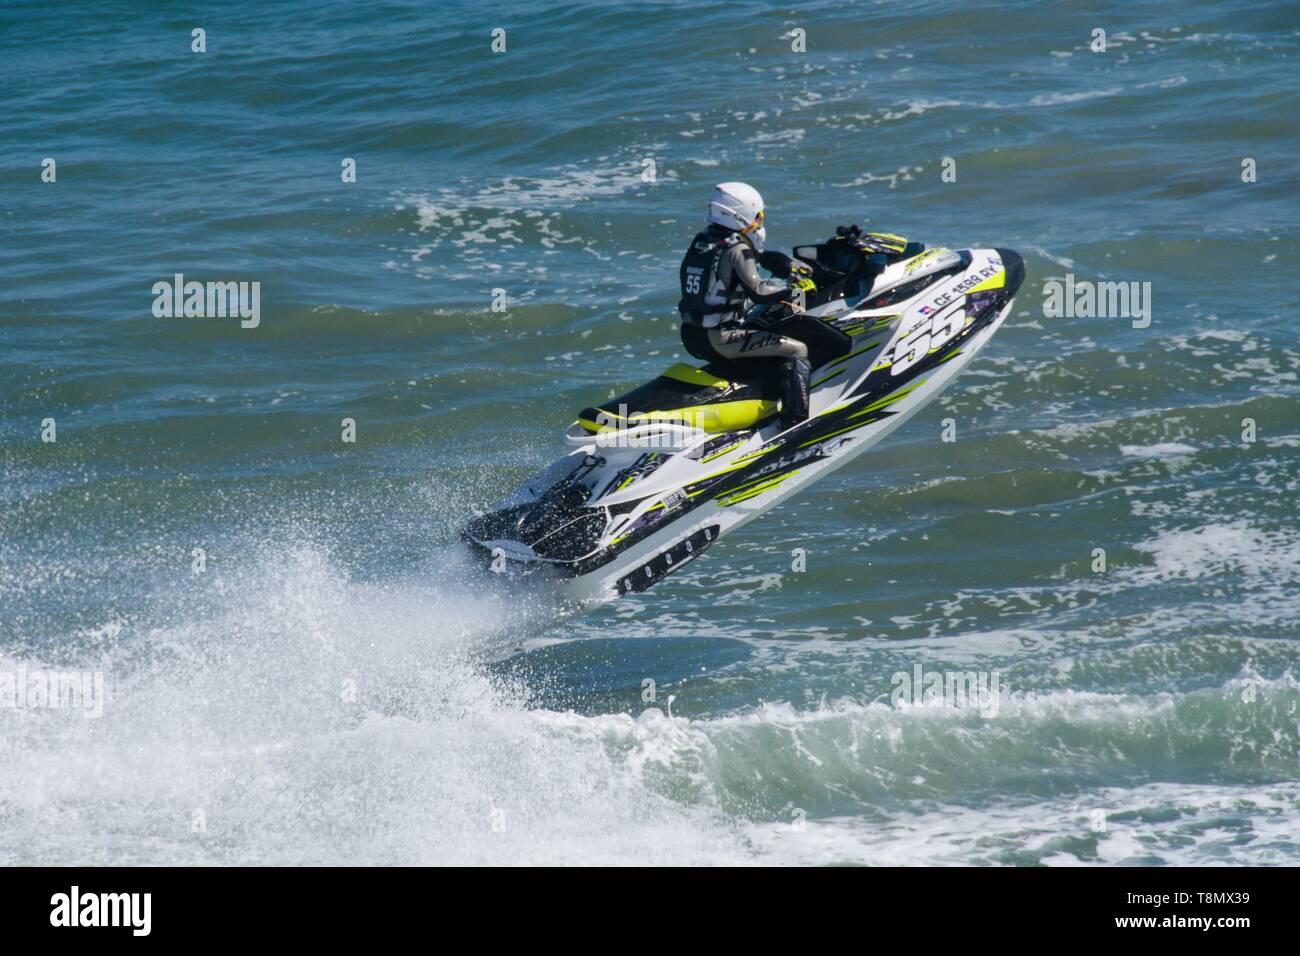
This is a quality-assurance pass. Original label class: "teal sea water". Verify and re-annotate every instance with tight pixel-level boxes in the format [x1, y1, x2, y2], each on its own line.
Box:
[2, 1, 1298, 864]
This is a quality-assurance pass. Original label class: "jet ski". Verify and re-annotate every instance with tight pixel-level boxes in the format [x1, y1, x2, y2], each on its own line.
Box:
[464, 229, 1025, 604]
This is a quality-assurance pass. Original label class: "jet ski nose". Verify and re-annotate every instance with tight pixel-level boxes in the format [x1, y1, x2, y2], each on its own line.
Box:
[995, 248, 1026, 296]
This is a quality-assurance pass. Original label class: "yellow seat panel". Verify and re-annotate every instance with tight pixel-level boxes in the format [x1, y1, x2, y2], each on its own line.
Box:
[579, 398, 776, 434]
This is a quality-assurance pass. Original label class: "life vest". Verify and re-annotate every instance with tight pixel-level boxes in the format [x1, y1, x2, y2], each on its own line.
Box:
[678, 230, 746, 328]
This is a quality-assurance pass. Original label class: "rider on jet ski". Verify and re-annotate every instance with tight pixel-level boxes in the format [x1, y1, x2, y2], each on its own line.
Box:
[677, 182, 817, 430]
[677, 182, 910, 430]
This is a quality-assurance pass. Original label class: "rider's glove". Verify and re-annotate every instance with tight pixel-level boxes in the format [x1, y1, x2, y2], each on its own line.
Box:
[788, 260, 816, 295]
[854, 232, 908, 255]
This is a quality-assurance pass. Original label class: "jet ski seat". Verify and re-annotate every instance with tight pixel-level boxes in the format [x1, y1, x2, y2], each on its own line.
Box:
[574, 319, 852, 437]
[577, 363, 780, 435]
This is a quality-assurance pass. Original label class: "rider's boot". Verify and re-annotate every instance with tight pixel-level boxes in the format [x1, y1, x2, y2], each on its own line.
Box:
[778, 357, 811, 430]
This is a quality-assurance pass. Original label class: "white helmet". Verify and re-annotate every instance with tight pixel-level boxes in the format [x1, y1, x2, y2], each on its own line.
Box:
[707, 181, 766, 252]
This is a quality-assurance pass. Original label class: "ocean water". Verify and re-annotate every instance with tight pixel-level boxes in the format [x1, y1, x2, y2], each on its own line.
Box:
[1, 0, 1297, 865]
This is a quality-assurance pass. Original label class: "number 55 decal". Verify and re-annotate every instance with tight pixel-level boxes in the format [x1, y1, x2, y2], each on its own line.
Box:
[892, 301, 966, 375]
